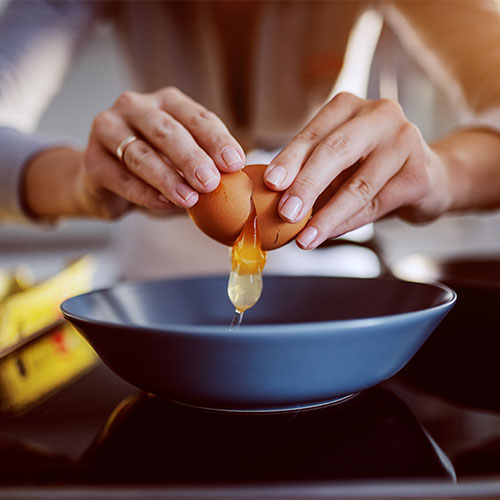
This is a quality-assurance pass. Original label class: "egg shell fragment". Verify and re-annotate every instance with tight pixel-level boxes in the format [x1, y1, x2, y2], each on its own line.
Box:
[187, 169, 252, 246]
[243, 164, 311, 251]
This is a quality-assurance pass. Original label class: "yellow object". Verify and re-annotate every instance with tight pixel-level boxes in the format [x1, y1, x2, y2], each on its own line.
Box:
[0, 270, 11, 303]
[0, 265, 35, 303]
[228, 209, 267, 313]
[0, 322, 98, 414]
[0, 256, 96, 356]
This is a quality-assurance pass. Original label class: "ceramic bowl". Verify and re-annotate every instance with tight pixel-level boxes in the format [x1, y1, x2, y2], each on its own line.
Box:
[61, 276, 455, 412]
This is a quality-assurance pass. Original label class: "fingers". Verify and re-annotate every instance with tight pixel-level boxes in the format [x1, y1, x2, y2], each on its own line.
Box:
[313, 143, 409, 233]
[295, 148, 409, 249]
[86, 86, 246, 213]
[264, 92, 363, 192]
[277, 98, 405, 224]
[117, 95, 220, 193]
[315, 158, 429, 242]
[157, 88, 246, 173]
[93, 112, 199, 208]
[266, 92, 437, 250]
[296, 146, 431, 250]
[81, 143, 174, 217]
[115, 88, 245, 190]
[122, 139, 200, 207]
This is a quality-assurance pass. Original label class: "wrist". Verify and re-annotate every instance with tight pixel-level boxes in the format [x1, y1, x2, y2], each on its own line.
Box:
[431, 129, 500, 212]
[23, 147, 85, 220]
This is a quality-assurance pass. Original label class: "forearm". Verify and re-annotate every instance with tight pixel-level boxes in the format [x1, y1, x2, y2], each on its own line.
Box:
[23, 147, 84, 219]
[432, 128, 500, 213]
[386, 1, 500, 212]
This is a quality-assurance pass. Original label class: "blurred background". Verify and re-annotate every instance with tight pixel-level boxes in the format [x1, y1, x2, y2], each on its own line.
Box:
[1, 1, 500, 283]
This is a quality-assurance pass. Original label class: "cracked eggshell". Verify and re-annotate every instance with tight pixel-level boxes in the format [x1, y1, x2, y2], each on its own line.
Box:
[187, 169, 252, 246]
[243, 164, 311, 251]
[187, 164, 311, 250]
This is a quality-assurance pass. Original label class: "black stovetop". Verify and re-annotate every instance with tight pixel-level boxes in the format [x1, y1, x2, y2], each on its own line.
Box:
[1, 322, 500, 499]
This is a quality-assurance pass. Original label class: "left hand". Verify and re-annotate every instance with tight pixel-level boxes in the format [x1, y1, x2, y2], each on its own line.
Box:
[263, 92, 451, 249]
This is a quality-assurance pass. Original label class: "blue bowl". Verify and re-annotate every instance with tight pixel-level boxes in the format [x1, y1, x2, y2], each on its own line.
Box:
[61, 276, 455, 412]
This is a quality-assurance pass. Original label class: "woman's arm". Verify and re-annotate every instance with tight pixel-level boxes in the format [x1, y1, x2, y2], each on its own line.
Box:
[432, 129, 500, 212]
[263, 0, 500, 249]
[22, 85, 247, 221]
[1, 2, 246, 223]
[385, 0, 500, 212]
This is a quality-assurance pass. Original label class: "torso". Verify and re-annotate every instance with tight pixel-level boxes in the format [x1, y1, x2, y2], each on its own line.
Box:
[211, 1, 263, 128]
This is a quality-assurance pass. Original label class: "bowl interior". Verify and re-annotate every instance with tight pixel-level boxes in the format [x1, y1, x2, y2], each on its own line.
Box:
[62, 276, 454, 329]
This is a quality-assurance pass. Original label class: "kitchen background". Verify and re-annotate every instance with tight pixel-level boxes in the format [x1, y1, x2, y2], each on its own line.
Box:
[1, 5, 500, 496]
[1, 2, 499, 284]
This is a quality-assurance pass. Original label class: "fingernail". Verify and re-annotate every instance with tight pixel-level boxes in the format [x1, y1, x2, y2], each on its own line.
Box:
[221, 147, 243, 169]
[158, 194, 170, 204]
[280, 196, 303, 221]
[297, 226, 318, 248]
[175, 184, 198, 204]
[265, 166, 286, 187]
[195, 166, 219, 187]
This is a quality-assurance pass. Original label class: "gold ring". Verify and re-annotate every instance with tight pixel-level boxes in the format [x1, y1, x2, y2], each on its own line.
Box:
[116, 135, 138, 162]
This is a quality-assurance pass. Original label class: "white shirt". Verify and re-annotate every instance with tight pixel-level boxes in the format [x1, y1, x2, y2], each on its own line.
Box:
[1, 0, 500, 279]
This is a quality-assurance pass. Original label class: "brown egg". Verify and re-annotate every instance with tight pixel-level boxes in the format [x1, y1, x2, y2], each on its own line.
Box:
[187, 164, 311, 251]
[187, 169, 253, 246]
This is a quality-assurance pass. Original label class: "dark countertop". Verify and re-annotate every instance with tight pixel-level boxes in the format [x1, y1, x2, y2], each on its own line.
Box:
[0, 336, 500, 499]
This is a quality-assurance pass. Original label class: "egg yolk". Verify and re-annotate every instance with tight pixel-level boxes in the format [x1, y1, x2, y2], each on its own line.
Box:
[227, 206, 267, 313]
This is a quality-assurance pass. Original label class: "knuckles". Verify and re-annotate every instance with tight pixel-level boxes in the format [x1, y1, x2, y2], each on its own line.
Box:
[187, 108, 218, 129]
[287, 174, 319, 209]
[321, 133, 349, 157]
[372, 98, 404, 119]
[158, 86, 184, 101]
[91, 110, 114, 135]
[329, 91, 358, 109]
[124, 142, 152, 171]
[346, 176, 375, 204]
[149, 113, 176, 143]
[180, 149, 208, 171]
[399, 122, 424, 150]
[294, 128, 322, 145]
[113, 90, 141, 110]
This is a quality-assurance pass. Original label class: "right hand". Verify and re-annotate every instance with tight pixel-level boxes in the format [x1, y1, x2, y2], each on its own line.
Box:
[78, 86, 245, 219]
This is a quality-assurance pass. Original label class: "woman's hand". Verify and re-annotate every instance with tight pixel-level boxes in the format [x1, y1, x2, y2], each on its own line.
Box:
[80, 86, 245, 218]
[24, 87, 246, 221]
[263, 92, 451, 249]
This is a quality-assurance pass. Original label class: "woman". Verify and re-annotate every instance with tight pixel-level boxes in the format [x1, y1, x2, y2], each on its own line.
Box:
[2, 1, 500, 277]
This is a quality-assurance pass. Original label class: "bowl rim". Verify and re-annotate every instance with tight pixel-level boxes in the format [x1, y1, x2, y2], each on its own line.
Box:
[60, 275, 457, 337]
